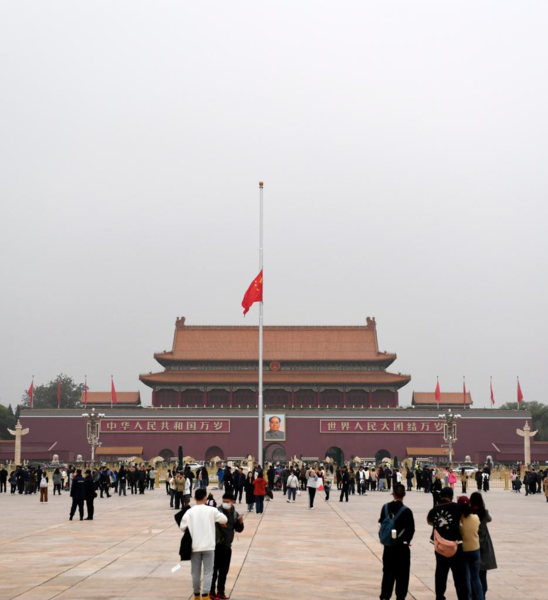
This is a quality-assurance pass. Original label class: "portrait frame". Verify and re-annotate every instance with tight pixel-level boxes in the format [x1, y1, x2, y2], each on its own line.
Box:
[264, 413, 286, 442]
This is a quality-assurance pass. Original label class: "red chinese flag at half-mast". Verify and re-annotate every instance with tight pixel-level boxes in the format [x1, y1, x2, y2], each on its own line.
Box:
[28, 380, 34, 407]
[517, 380, 524, 404]
[242, 270, 263, 316]
[435, 380, 441, 403]
[57, 379, 61, 408]
[111, 379, 118, 404]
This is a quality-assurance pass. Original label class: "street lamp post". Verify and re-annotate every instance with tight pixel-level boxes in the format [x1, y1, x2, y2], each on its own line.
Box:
[438, 408, 461, 465]
[82, 407, 105, 465]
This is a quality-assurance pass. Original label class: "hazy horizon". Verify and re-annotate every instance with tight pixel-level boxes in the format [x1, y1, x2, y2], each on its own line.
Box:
[1, 2, 547, 412]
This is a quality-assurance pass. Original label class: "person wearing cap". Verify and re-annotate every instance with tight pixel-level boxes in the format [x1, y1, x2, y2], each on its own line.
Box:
[84, 469, 96, 520]
[209, 492, 244, 600]
[427, 486, 468, 600]
[379, 483, 415, 600]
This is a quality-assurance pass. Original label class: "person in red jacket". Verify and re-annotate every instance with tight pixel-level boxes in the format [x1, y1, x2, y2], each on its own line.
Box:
[252, 473, 267, 514]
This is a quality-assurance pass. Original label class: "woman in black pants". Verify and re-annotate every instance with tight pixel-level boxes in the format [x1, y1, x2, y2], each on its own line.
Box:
[306, 467, 318, 509]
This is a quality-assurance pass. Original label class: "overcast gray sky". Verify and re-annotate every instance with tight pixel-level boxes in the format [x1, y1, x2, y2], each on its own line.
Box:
[1, 2, 547, 411]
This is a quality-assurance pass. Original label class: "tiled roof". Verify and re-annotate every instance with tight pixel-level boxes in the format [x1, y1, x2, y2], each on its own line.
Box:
[154, 318, 396, 363]
[140, 369, 410, 386]
[95, 447, 144, 455]
[80, 392, 141, 405]
[406, 447, 449, 456]
[412, 392, 472, 406]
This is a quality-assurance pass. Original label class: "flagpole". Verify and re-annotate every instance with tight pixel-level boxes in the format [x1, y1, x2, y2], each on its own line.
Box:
[258, 181, 264, 467]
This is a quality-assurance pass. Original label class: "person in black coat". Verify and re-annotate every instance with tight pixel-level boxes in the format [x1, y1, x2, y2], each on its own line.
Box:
[223, 466, 234, 495]
[138, 466, 147, 494]
[233, 467, 245, 503]
[84, 469, 96, 520]
[244, 471, 255, 512]
[339, 467, 350, 502]
[70, 469, 85, 521]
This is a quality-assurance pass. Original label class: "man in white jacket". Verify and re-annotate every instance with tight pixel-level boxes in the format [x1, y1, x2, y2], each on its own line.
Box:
[180, 488, 228, 600]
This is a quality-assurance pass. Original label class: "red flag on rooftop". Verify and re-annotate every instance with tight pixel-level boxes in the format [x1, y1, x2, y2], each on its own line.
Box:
[435, 378, 441, 403]
[57, 379, 61, 408]
[84, 376, 88, 407]
[111, 378, 117, 405]
[463, 377, 467, 406]
[242, 270, 263, 316]
[490, 378, 495, 406]
[517, 379, 524, 405]
[28, 379, 34, 407]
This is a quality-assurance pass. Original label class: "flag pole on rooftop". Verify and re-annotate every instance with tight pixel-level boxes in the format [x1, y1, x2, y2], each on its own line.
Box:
[258, 181, 264, 467]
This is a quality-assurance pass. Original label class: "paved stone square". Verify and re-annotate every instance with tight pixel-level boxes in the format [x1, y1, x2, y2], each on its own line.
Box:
[0, 485, 546, 599]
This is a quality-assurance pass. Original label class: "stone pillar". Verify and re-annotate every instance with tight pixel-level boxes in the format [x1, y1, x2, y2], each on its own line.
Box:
[7, 421, 30, 465]
[516, 421, 537, 466]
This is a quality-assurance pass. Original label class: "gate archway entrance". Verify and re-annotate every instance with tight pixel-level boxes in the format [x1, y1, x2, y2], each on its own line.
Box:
[264, 443, 286, 463]
[205, 446, 225, 461]
[159, 448, 175, 462]
[375, 449, 391, 463]
[326, 446, 344, 466]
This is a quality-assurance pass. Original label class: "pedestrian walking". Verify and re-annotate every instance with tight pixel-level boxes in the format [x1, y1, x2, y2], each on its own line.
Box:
[252, 472, 267, 514]
[460, 469, 468, 494]
[39, 472, 49, 503]
[427, 487, 468, 600]
[233, 467, 245, 504]
[306, 467, 318, 509]
[324, 466, 334, 501]
[69, 469, 85, 521]
[458, 496, 484, 600]
[378, 483, 415, 600]
[180, 488, 228, 600]
[244, 471, 255, 512]
[84, 469, 96, 520]
[286, 469, 299, 503]
[209, 492, 244, 600]
[339, 466, 350, 502]
[52, 468, 63, 495]
[470, 492, 497, 598]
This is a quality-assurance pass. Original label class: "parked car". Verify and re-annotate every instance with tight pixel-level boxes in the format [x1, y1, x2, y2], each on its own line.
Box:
[455, 465, 478, 475]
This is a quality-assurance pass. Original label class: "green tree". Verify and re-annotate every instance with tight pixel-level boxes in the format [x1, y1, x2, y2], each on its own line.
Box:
[499, 401, 548, 441]
[0, 404, 17, 440]
[20, 374, 85, 410]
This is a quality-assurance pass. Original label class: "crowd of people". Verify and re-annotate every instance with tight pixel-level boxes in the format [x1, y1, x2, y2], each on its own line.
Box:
[3, 459, 548, 600]
[169, 461, 548, 600]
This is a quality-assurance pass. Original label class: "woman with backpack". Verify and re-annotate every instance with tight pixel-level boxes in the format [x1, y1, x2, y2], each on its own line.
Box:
[39, 472, 49, 503]
[470, 492, 497, 598]
[458, 496, 484, 600]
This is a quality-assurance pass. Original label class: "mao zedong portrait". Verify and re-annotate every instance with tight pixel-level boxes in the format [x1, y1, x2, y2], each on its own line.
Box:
[265, 415, 285, 440]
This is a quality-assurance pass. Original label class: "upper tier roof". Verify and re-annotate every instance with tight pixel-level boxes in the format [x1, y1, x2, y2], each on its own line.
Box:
[140, 369, 411, 387]
[412, 392, 472, 406]
[154, 317, 397, 364]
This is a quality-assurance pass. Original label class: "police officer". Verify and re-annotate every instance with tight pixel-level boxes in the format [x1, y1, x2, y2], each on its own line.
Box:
[69, 469, 85, 521]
